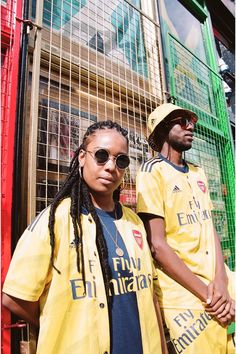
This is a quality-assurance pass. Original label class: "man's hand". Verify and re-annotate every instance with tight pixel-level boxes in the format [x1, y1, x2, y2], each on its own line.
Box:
[204, 277, 235, 326]
[213, 298, 235, 327]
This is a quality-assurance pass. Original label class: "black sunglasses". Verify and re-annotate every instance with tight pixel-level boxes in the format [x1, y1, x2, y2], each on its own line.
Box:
[86, 149, 130, 169]
[167, 116, 198, 129]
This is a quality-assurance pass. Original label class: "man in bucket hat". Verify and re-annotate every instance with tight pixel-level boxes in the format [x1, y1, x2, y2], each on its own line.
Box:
[136, 103, 235, 353]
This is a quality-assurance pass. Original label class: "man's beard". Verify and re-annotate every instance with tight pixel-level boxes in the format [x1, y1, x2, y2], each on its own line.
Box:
[170, 140, 192, 152]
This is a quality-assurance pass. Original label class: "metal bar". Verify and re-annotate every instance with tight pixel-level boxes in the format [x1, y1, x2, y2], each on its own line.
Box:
[16, 17, 42, 30]
[3, 323, 27, 330]
[12, 0, 30, 253]
[124, 0, 160, 29]
[27, 0, 44, 222]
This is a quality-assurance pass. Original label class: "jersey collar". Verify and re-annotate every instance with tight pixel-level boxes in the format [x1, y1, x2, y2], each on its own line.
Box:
[158, 153, 189, 173]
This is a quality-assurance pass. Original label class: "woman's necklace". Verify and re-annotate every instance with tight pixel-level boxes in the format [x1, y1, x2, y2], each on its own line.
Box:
[99, 207, 124, 257]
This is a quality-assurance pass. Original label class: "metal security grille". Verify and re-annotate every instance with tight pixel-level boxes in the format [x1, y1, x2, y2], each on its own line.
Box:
[168, 34, 235, 270]
[27, 0, 164, 219]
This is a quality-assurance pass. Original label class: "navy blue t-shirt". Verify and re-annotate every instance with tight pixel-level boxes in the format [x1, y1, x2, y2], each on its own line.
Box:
[96, 204, 143, 354]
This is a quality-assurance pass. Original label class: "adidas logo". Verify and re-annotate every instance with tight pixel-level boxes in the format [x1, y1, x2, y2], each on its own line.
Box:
[172, 185, 181, 193]
[70, 240, 76, 248]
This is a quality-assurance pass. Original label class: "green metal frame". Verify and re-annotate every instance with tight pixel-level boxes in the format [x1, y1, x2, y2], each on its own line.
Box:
[159, 0, 235, 270]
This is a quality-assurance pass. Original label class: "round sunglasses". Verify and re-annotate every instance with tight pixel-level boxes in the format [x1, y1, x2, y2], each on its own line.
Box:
[86, 149, 130, 169]
[167, 116, 198, 129]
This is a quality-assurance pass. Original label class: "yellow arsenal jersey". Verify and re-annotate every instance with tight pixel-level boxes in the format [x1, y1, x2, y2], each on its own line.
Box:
[137, 155, 217, 310]
[3, 198, 162, 354]
[136, 155, 235, 353]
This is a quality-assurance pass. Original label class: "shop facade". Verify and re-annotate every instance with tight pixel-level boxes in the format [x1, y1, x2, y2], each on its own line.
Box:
[1, 0, 235, 352]
[26, 0, 234, 267]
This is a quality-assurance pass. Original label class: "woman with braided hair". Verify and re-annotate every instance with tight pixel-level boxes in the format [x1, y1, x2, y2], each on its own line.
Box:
[3, 120, 167, 354]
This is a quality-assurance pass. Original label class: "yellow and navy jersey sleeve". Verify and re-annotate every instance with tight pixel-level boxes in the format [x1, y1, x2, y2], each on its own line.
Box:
[3, 206, 52, 302]
[136, 157, 164, 217]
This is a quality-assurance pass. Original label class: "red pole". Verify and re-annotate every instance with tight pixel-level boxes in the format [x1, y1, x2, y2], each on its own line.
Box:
[1, 0, 23, 352]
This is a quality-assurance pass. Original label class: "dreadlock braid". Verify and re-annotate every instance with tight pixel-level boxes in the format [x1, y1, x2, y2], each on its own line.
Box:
[48, 170, 80, 273]
[81, 181, 112, 301]
[48, 120, 129, 303]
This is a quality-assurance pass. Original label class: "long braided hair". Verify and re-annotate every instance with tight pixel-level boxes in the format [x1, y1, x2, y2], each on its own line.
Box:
[48, 120, 128, 303]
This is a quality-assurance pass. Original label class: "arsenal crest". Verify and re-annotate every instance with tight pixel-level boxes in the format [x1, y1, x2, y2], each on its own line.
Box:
[197, 180, 206, 193]
[132, 230, 143, 249]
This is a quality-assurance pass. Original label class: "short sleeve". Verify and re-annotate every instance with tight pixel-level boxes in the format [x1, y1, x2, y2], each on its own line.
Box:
[3, 208, 52, 302]
[136, 166, 164, 217]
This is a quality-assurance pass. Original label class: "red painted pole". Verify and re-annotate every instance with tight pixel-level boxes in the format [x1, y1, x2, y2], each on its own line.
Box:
[1, 0, 23, 353]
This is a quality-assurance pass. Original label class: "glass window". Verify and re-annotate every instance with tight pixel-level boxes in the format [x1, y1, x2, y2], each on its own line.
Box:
[214, 35, 235, 124]
[159, 0, 206, 62]
[32, 0, 148, 77]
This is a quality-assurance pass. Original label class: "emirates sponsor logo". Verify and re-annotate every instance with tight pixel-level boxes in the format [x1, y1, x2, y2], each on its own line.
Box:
[197, 180, 206, 193]
[132, 230, 143, 249]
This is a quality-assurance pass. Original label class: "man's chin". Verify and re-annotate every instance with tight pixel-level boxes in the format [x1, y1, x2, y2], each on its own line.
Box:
[183, 144, 192, 152]
[175, 143, 192, 152]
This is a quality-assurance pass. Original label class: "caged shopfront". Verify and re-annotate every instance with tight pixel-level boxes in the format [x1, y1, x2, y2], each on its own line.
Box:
[1, 1, 235, 352]
[24, 0, 234, 266]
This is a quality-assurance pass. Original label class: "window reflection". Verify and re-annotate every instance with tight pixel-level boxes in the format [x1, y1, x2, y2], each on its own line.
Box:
[159, 0, 206, 62]
[215, 36, 235, 118]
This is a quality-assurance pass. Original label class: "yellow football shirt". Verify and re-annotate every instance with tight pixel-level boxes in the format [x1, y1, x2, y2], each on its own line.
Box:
[3, 198, 162, 354]
[137, 155, 235, 354]
[136, 156, 217, 310]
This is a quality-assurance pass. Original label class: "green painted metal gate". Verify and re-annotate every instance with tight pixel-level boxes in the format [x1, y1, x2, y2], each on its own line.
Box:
[166, 31, 235, 271]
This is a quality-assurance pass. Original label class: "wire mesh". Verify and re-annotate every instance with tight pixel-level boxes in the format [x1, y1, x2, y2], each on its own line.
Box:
[27, 0, 234, 268]
[168, 34, 235, 270]
[28, 0, 164, 214]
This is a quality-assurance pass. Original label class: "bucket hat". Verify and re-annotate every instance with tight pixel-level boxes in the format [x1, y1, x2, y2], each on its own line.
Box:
[147, 103, 198, 151]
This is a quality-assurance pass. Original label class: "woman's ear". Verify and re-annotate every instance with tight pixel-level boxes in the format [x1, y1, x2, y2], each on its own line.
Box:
[78, 149, 86, 167]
